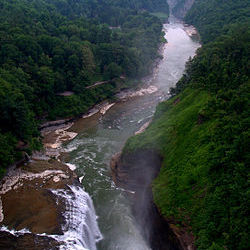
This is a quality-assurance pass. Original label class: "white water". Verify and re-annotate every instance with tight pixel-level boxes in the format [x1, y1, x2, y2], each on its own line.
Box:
[63, 19, 200, 250]
[0, 185, 102, 250]
[50, 185, 103, 250]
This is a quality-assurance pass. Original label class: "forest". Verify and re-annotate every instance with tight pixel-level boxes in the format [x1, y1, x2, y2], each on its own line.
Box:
[1, 0, 249, 248]
[185, 0, 249, 43]
[123, 0, 250, 249]
[0, 0, 169, 173]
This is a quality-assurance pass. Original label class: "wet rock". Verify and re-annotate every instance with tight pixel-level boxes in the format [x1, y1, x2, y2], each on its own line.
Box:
[0, 160, 77, 248]
[0, 231, 60, 250]
[2, 188, 62, 234]
[111, 149, 182, 250]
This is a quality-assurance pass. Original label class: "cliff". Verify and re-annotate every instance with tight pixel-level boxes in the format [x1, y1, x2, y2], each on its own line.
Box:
[112, 88, 207, 249]
[114, 16, 249, 249]
[111, 150, 188, 250]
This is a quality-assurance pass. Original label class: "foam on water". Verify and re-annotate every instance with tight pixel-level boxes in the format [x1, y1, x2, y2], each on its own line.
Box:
[50, 185, 103, 250]
[0, 225, 31, 235]
[0, 185, 102, 250]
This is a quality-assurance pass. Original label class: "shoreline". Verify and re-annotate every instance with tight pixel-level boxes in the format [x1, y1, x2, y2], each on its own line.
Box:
[36, 39, 167, 160]
[0, 26, 168, 249]
[0, 19, 199, 249]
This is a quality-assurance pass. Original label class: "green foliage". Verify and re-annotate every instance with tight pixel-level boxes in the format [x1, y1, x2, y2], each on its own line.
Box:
[104, 63, 122, 80]
[185, 0, 250, 43]
[0, 132, 18, 172]
[123, 1, 250, 249]
[0, 78, 38, 141]
[0, 0, 168, 173]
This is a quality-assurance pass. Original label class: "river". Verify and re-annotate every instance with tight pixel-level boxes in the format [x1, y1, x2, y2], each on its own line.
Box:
[62, 17, 200, 250]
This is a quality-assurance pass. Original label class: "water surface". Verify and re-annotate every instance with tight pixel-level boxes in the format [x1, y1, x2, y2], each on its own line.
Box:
[64, 19, 200, 250]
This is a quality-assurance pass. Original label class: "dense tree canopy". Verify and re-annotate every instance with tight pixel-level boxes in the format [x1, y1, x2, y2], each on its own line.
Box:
[123, 0, 249, 249]
[0, 0, 168, 172]
[185, 0, 250, 43]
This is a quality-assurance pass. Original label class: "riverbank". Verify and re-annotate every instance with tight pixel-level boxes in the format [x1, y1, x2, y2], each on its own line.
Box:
[33, 46, 167, 160]
[0, 18, 201, 249]
[0, 26, 167, 250]
[111, 149, 195, 250]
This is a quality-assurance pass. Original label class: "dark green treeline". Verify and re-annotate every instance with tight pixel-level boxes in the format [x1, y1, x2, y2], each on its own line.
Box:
[123, 0, 250, 249]
[0, 0, 169, 173]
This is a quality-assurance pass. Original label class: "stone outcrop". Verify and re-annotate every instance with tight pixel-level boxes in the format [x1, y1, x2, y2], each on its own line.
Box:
[111, 150, 162, 191]
[111, 150, 182, 250]
[111, 149, 196, 250]
[0, 160, 78, 248]
[0, 231, 59, 250]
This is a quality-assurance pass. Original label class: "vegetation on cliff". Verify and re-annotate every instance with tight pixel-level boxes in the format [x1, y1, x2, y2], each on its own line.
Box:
[0, 0, 169, 173]
[123, 1, 249, 249]
[185, 0, 250, 43]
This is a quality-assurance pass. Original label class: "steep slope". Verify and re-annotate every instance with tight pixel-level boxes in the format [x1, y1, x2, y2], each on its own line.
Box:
[118, 1, 250, 249]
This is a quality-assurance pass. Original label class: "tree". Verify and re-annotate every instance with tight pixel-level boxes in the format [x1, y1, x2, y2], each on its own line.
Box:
[104, 62, 122, 80]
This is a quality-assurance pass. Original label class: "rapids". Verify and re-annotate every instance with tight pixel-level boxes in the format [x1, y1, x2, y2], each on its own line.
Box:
[0, 15, 200, 250]
[61, 17, 201, 250]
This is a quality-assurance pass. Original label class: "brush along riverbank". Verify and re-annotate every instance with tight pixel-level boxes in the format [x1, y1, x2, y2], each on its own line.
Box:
[116, 58, 249, 249]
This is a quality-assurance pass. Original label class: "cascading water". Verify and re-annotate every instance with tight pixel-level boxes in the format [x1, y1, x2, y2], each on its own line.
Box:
[0, 184, 102, 250]
[62, 19, 200, 250]
[50, 185, 103, 250]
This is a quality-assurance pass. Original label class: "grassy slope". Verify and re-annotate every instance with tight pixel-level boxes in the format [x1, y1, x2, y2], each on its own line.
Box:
[123, 82, 249, 249]
[123, 29, 249, 250]
[124, 88, 212, 224]
[122, 0, 250, 248]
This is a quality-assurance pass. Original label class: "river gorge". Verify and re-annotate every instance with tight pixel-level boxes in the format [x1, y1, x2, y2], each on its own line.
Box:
[63, 17, 200, 249]
[0, 16, 200, 250]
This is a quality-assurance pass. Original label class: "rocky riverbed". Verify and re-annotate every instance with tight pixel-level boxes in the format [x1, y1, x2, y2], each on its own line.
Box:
[0, 121, 102, 249]
[0, 160, 76, 248]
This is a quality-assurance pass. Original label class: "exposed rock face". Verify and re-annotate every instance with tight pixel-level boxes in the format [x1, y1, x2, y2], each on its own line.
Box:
[111, 149, 197, 250]
[111, 150, 162, 190]
[0, 231, 60, 250]
[111, 150, 181, 250]
[0, 160, 77, 248]
[166, 221, 196, 250]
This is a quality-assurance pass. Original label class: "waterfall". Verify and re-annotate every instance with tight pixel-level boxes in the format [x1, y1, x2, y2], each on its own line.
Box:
[0, 185, 102, 250]
[50, 185, 103, 250]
